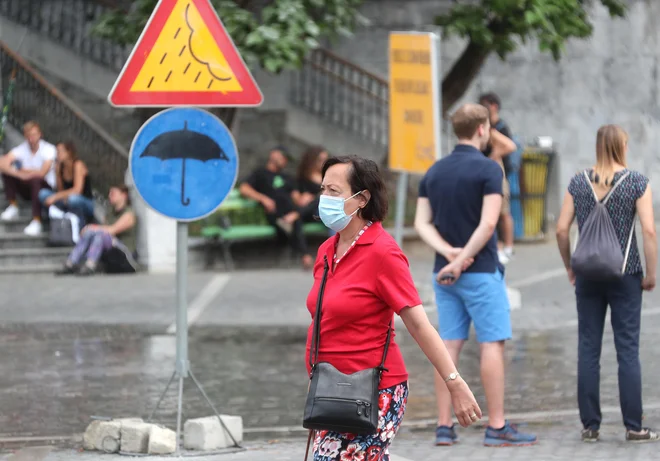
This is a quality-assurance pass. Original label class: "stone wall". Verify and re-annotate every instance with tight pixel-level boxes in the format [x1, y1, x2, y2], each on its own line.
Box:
[330, 0, 660, 216]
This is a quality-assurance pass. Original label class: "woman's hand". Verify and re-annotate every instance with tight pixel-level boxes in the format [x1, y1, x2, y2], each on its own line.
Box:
[447, 377, 482, 428]
[44, 196, 56, 207]
[642, 275, 656, 291]
[567, 267, 576, 286]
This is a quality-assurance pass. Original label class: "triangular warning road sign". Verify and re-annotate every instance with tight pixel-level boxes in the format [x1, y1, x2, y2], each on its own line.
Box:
[108, 0, 263, 107]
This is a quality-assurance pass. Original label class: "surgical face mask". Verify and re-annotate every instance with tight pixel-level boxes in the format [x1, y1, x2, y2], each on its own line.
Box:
[318, 191, 364, 232]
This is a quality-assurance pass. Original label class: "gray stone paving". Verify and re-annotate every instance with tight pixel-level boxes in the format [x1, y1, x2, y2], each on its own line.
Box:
[2, 238, 660, 460]
[6, 414, 660, 461]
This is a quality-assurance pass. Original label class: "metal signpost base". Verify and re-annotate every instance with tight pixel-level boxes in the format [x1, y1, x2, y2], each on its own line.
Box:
[146, 222, 241, 454]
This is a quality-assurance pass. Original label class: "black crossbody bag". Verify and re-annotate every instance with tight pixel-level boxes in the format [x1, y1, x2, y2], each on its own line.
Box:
[303, 255, 392, 435]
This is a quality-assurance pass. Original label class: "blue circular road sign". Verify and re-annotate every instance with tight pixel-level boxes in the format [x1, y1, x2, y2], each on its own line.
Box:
[129, 107, 239, 221]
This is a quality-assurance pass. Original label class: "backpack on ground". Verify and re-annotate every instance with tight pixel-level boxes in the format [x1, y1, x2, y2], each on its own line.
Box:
[571, 171, 635, 280]
[47, 206, 80, 247]
[495, 120, 523, 173]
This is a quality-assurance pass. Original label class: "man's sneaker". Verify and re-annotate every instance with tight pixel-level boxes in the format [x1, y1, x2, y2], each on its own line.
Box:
[435, 425, 458, 446]
[23, 219, 42, 236]
[0, 205, 18, 221]
[497, 250, 511, 265]
[484, 421, 538, 447]
[581, 428, 599, 443]
[626, 428, 660, 443]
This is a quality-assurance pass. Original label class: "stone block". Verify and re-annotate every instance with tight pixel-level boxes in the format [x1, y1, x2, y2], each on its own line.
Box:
[120, 421, 152, 454]
[184, 415, 243, 451]
[148, 425, 177, 455]
[82, 420, 121, 453]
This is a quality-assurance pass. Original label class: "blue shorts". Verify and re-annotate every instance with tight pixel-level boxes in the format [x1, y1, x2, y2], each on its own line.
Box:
[432, 270, 512, 343]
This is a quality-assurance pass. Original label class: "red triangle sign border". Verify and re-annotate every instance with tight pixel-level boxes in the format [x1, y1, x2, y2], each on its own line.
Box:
[108, 0, 264, 107]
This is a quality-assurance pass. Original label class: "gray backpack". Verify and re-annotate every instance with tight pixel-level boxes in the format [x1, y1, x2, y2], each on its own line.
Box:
[571, 170, 635, 280]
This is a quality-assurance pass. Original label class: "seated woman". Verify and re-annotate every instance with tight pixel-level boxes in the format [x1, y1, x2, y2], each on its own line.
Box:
[293, 146, 328, 226]
[38, 141, 95, 225]
[55, 184, 138, 276]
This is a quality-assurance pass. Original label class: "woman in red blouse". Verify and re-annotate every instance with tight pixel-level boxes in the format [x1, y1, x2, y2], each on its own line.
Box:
[306, 156, 481, 460]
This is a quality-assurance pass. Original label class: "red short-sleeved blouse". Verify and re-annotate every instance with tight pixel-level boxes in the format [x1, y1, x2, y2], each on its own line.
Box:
[305, 222, 423, 389]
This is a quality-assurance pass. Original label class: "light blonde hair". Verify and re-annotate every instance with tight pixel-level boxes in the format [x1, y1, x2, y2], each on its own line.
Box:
[23, 120, 41, 133]
[451, 104, 489, 140]
[594, 124, 628, 186]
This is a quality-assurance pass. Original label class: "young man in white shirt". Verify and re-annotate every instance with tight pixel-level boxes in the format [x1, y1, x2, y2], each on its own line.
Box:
[0, 121, 57, 235]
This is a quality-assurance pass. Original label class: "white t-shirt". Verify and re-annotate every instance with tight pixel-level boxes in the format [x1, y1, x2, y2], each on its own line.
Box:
[11, 140, 57, 188]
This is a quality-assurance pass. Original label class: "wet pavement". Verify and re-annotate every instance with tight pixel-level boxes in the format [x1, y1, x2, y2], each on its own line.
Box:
[2, 239, 660, 460]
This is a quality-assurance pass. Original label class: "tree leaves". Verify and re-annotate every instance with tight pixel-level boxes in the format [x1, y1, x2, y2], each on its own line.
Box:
[92, 0, 365, 74]
[436, 0, 626, 62]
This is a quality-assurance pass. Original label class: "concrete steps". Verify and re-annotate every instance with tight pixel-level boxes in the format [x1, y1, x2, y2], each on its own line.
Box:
[0, 180, 72, 274]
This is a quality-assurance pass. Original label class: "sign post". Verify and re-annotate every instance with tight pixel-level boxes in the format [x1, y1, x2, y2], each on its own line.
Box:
[109, 0, 263, 453]
[388, 32, 441, 246]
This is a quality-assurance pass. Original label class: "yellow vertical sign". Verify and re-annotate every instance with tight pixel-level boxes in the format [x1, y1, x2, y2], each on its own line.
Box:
[388, 32, 440, 174]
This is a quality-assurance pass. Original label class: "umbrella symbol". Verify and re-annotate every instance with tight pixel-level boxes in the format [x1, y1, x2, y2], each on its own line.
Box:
[141, 120, 229, 206]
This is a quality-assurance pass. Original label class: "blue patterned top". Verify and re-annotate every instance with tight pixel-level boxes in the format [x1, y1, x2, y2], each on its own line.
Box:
[568, 169, 649, 275]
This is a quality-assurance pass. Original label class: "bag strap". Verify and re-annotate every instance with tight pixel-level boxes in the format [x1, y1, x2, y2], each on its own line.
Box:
[309, 256, 330, 372]
[308, 255, 394, 373]
[304, 430, 314, 461]
[378, 321, 393, 372]
[622, 212, 636, 274]
[583, 170, 631, 204]
[603, 171, 631, 205]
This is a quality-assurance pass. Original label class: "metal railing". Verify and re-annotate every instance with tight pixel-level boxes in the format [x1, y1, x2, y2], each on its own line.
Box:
[0, 40, 128, 198]
[291, 48, 389, 148]
[0, 0, 129, 72]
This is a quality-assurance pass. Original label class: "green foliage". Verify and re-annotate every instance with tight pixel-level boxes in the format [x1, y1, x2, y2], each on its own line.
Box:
[436, 0, 626, 60]
[93, 0, 367, 73]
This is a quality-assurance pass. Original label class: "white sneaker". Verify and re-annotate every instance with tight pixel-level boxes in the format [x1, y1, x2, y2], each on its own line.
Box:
[0, 205, 19, 221]
[498, 249, 511, 265]
[23, 219, 43, 236]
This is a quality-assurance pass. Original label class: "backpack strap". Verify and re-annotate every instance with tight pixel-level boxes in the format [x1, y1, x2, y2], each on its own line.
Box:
[622, 212, 636, 274]
[583, 170, 631, 204]
[602, 171, 631, 205]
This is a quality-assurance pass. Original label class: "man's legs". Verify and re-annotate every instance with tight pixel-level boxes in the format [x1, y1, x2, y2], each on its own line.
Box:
[432, 275, 470, 445]
[23, 178, 49, 235]
[1, 174, 21, 220]
[480, 341, 506, 429]
[461, 270, 537, 446]
[498, 179, 514, 264]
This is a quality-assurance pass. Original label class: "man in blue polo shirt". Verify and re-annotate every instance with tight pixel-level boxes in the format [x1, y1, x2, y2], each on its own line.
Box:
[414, 103, 537, 447]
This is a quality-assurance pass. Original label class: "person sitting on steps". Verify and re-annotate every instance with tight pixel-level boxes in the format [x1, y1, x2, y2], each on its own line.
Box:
[56, 184, 138, 276]
[239, 146, 314, 269]
[0, 121, 57, 236]
[38, 141, 95, 226]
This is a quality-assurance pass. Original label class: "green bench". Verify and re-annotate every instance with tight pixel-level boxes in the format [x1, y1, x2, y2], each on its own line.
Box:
[201, 189, 329, 270]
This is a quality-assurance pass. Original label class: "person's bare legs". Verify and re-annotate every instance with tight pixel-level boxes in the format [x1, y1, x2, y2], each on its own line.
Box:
[436, 339, 465, 426]
[501, 213, 515, 249]
[480, 340, 506, 429]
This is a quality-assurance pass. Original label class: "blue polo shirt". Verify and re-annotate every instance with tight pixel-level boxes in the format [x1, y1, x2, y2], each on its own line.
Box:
[419, 144, 504, 273]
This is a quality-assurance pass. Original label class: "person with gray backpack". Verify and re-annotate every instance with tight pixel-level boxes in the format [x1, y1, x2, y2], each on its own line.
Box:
[556, 124, 658, 443]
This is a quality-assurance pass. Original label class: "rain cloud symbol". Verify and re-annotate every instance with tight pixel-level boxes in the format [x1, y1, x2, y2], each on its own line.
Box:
[185, 3, 232, 82]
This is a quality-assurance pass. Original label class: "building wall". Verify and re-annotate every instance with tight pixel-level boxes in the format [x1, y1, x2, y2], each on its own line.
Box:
[330, 0, 660, 216]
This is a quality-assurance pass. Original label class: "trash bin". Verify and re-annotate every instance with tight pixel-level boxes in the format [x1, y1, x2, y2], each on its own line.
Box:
[510, 148, 555, 241]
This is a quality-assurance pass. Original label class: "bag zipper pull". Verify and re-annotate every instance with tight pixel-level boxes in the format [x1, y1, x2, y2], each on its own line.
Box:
[356, 400, 363, 416]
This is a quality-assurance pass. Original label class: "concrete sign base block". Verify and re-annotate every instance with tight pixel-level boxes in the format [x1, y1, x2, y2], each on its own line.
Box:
[120, 421, 152, 454]
[184, 415, 244, 451]
[148, 425, 177, 455]
[83, 420, 121, 453]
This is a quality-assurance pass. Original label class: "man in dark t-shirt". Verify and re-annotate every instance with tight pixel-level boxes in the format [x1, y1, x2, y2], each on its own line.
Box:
[479, 92, 516, 264]
[239, 147, 313, 269]
[414, 103, 537, 447]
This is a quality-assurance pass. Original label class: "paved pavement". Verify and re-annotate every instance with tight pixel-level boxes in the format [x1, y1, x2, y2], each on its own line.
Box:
[3, 239, 660, 460]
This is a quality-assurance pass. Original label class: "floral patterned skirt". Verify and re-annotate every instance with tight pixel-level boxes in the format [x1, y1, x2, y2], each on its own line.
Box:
[312, 381, 409, 461]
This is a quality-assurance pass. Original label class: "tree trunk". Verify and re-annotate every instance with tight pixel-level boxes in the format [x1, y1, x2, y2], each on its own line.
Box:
[441, 39, 492, 115]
